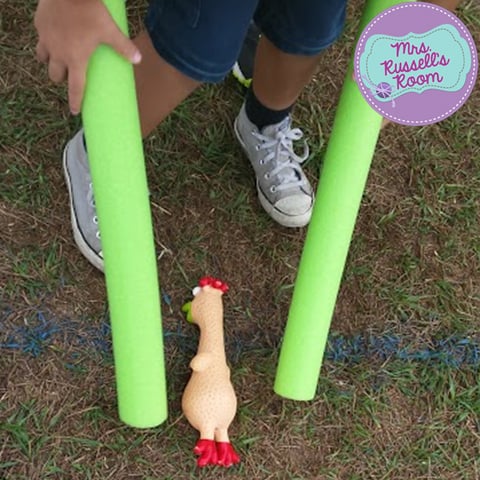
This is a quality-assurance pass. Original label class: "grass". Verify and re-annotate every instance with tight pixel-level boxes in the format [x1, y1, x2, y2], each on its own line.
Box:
[1, 0, 480, 478]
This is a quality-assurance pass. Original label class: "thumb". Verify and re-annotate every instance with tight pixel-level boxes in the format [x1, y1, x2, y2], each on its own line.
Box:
[105, 25, 142, 64]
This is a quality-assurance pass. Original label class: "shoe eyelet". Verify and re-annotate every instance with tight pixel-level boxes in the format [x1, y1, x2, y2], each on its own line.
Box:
[96, 231, 101, 239]
[264, 173, 270, 180]
[93, 216, 98, 225]
[259, 159, 265, 165]
[270, 186, 277, 193]
[255, 145, 261, 151]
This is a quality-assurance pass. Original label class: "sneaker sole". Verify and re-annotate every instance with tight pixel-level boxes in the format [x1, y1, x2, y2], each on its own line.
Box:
[234, 117, 312, 228]
[62, 144, 105, 272]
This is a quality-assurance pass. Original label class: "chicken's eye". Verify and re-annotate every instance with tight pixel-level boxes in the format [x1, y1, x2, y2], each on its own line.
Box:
[192, 286, 201, 296]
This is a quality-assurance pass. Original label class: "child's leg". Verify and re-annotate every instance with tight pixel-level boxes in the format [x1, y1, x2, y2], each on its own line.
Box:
[232, 0, 348, 228]
[251, 36, 323, 111]
[251, 0, 348, 111]
[134, 0, 258, 138]
[133, 30, 200, 138]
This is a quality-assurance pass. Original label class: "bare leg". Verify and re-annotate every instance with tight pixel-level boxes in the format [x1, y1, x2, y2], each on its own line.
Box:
[251, 36, 321, 110]
[133, 30, 201, 138]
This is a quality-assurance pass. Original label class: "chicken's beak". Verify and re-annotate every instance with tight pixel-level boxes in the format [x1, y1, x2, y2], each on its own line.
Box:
[182, 302, 194, 323]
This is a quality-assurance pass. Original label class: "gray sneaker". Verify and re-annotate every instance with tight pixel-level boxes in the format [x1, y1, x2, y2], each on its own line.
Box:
[234, 104, 314, 227]
[63, 130, 104, 272]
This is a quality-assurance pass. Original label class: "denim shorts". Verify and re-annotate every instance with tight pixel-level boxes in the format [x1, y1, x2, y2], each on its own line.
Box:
[144, 0, 348, 83]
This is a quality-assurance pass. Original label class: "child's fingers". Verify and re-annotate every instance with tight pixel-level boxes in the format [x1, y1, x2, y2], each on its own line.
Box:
[35, 42, 49, 63]
[48, 60, 67, 84]
[103, 23, 142, 65]
[68, 62, 87, 115]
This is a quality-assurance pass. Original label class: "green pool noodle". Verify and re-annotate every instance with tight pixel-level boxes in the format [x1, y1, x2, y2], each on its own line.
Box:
[274, 0, 410, 400]
[81, 0, 167, 426]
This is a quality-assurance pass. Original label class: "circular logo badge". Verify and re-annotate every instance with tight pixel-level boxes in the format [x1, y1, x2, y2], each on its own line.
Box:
[354, 2, 478, 126]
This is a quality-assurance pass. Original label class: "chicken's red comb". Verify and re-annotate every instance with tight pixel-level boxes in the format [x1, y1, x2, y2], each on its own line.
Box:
[198, 276, 229, 293]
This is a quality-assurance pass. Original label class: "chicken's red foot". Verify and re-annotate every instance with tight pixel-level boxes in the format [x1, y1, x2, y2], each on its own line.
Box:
[216, 441, 241, 467]
[193, 439, 218, 467]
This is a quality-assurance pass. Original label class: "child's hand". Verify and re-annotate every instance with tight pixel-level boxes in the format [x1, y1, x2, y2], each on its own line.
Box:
[34, 0, 142, 115]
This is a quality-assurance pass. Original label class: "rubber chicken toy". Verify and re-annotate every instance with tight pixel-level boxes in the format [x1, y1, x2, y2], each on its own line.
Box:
[181, 277, 240, 468]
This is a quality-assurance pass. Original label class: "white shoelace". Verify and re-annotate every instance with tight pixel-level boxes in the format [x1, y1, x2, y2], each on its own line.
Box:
[253, 126, 309, 192]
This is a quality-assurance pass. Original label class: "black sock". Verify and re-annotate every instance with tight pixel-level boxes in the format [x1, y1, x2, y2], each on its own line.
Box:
[245, 87, 293, 131]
